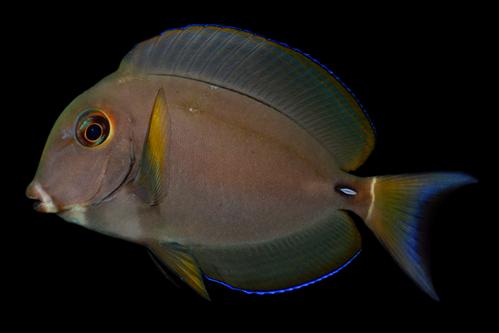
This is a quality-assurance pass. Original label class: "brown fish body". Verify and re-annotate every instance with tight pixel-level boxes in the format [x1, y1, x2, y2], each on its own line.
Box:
[28, 26, 475, 299]
[79, 74, 366, 245]
[149, 76, 365, 245]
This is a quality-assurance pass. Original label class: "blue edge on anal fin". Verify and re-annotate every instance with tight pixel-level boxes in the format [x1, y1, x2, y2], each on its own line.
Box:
[204, 250, 361, 295]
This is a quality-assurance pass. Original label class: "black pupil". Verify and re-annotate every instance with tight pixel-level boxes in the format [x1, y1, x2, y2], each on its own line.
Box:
[86, 124, 102, 141]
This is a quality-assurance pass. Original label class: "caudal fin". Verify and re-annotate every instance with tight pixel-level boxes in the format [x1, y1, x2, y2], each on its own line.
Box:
[365, 172, 476, 300]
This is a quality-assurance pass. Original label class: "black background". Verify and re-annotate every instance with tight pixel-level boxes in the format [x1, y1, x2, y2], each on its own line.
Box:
[5, 3, 493, 326]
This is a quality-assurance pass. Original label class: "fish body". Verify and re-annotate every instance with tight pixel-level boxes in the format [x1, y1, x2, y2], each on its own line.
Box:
[26, 25, 475, 300]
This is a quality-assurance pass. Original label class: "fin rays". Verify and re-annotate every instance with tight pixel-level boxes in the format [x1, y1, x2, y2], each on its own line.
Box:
[205, 250, 361, 295]
[120, 25, 375, 171]
[193, 210, 361, 293]
[365, 173, 477, 300]
[135, 88, 170, 205]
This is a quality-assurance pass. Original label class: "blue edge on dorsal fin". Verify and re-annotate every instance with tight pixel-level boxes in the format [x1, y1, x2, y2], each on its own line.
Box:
[156, 24, 376, 136]
[204, 250, 361, 295]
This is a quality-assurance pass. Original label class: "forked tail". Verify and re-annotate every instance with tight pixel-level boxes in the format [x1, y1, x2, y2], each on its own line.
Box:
[364, 172, 476, 300]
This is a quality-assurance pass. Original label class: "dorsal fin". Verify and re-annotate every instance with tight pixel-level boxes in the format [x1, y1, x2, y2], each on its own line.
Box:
[120, 25, 375, 171]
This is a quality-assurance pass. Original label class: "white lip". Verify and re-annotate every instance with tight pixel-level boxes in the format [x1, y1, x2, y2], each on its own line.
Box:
[28, 181, 88, 226]
[32, 182, 58, 213]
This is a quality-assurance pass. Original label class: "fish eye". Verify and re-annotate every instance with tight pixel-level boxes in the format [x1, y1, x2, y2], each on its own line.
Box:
[76, 110, 111, 147]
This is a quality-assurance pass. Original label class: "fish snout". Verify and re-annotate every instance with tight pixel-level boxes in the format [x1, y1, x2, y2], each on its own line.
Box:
[26, 181, 59, 213]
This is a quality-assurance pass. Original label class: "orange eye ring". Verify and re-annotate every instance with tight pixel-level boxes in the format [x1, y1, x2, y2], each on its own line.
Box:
[76, 110, 111, 147]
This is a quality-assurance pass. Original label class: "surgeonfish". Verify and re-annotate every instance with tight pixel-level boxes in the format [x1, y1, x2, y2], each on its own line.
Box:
[26, 25, 475, 300]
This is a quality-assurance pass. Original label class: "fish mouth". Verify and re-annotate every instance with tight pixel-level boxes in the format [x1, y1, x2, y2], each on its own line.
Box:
[32, 200, 59, 213]
[27, 139, 136, 214]
[26, 181, 59, 213]
[26, 181, 87, 216]
[26, 181, 88, 226]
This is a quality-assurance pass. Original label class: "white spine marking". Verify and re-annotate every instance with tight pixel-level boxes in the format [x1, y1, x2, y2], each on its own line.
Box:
[366, 177, 377, 221]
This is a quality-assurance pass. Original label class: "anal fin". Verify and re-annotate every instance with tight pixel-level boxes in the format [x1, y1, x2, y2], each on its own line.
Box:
[148, 242, 210, 300]
[193, 210, 361, 294]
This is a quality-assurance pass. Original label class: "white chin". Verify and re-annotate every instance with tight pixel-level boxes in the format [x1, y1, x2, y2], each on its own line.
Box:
[58, 205, 88, 226]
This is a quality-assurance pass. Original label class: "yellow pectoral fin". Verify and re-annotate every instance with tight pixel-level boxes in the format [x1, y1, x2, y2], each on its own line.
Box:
[135, 88, 170, 205]
[149, 243, 210, 300]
